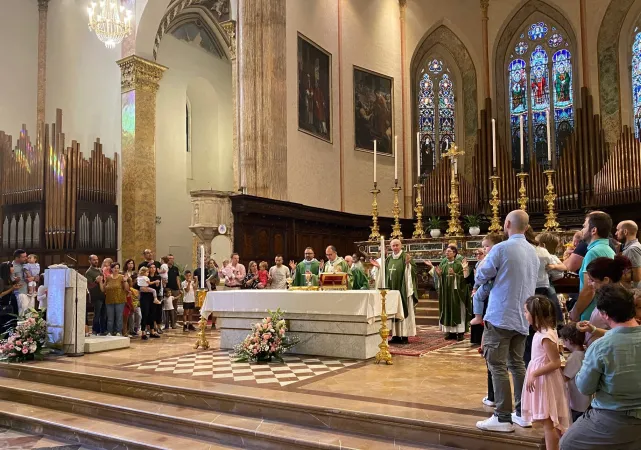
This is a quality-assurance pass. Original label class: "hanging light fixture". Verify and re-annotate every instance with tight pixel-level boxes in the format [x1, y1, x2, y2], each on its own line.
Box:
[87, 0, 132, 49]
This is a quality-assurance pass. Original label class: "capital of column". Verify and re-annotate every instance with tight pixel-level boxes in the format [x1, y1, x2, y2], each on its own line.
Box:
[480, 0, 489, 17]
[116, 55, 167, 94]
[38, 0, 50, 12]
[398, 0, 407, 8]
[221, 20, 237, 61]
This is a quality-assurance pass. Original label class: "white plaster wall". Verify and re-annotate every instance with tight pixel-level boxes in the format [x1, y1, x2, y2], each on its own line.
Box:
[155, 35, 233, 264]
[46, 0, 122, 157]
[0, 0, 38, 136]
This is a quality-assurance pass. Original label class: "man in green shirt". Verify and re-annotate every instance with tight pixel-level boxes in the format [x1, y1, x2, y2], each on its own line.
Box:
[571, 212, 615, 322]
[289, 247, 320, 287]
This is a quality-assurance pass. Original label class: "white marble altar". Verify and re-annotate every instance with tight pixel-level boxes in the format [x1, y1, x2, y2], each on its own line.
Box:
[201, 290, 403, 359]
[45, 266, 87, 355]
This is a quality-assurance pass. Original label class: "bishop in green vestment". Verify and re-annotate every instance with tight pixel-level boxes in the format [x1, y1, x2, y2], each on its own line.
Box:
[435, 245, 470, 340]
[290, 247, 321, 286]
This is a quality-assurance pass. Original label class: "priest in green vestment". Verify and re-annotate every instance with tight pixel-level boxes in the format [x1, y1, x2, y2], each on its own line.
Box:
[322, 245, 352, 288]
[431, 244, 470, 341]
[345, 255, 370, 290]
[372, 239, 418, 344]
[289, 247, 321, 286]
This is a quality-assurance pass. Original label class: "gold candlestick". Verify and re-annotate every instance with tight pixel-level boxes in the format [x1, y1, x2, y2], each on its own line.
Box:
[446, 173, 463, 237]
[543, 169, 560, 231]
[488, 175, 502, 233]
[517, 171, 529, 212]
[375, 288, 393, 365]
[369, 183, 381, 241]
[391, 182, 403, 240]
[412, 183, 425, 239]
[194, 289, 210, 350]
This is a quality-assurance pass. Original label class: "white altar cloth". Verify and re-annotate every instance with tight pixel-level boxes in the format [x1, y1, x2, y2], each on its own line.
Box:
[202, 290, 404, 359]
[201, 290, 403, 324]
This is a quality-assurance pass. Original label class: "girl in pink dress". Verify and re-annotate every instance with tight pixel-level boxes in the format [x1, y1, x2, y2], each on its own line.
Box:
[522, 295, 571, 450]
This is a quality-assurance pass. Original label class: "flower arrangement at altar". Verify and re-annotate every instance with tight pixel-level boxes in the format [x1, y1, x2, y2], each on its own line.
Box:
[0, 308, 49, 363]
[233, 308, 299, 363]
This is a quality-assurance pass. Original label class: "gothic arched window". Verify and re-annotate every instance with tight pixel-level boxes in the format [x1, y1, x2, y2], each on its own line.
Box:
[507, 21, 574, 169]
[632, 31, 641, 138]
[418, 59, 457, 177]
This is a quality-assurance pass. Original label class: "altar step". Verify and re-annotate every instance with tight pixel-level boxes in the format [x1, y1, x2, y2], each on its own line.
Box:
[0, 362, 544, 450]
[416, 297, 440, 326]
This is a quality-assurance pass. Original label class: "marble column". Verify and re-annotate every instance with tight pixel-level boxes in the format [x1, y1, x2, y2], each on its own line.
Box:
[221, 20, 240, 191]
[238, 0, 287, 199]
[116, 55, 167, 262]
[480, 0, 490, 100]
[36, 0, 50, 131]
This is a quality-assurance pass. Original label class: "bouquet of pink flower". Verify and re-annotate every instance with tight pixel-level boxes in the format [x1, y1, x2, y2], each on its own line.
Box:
[233, 308, 298, 363]
[0, 308, 49, 362]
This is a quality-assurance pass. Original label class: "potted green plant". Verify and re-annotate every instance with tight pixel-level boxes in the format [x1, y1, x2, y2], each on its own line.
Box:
[463, 214, 481, 236]
[427, 216, 443, 238]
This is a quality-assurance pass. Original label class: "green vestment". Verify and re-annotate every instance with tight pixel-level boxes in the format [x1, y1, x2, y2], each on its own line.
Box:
[350, 267, 369, 290]
[385, 251, 418, 318]
[292, 260, 320, 286]
[322, 257, 352, 289]
[437, 258, 470, 330]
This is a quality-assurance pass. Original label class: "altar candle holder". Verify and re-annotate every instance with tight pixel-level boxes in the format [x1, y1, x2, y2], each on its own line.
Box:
[446, 171, 464, 237]
[391, 181, 403, 240]
[517, 167, 529, 212]
[412, 182, 426, 239]
[543, 168, 560, 231]
[194, 289, 210, 350]
[375, 288, 393, 365]
[369, 182, 381, 241]
[488, 172, 502, 234]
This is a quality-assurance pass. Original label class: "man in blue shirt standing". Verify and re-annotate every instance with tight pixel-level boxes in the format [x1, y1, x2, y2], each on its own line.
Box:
[570, 212, 615, 322]
[475, 210, 539, 433]
[560, 284, 641, 450]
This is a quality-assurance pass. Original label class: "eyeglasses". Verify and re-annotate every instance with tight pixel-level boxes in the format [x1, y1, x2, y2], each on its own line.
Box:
[304, 253, 313, 256]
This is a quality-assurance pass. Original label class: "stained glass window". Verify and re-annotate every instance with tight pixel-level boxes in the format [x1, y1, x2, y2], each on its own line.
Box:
[507, 21, 574, 169]
[417, 60, 456, 177]
[632, 32, 641, 138]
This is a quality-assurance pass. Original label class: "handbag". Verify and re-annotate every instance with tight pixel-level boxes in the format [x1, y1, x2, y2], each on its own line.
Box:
[0, 294, 15, 317]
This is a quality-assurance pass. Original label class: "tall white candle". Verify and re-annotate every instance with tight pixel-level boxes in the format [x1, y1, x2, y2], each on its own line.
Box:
[200, 244, 205, 289]
[546, 109, 552, 162]
[519, 115, 524, 166]
[416, 132, 421, 179]
[491, 118, 497, 168]
[380, 236, 386, 289]
[373, 140, 377, 183]
[394, 135, 398, 181]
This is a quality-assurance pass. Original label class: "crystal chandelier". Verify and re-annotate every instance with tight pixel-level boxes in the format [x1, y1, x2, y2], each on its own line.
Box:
[87, 0, 132, 49]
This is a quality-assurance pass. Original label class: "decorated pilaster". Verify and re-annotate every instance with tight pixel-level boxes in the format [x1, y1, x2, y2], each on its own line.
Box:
[221, 20, 239, 191]
[117, 55, 167, 262]
[36, 0, 51, 131]
[480, 0, 490, 99]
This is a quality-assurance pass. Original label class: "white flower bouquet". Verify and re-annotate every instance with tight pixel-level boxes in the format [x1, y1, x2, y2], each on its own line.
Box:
[0, 308, 49, 362]
[233, 308, 298, 363]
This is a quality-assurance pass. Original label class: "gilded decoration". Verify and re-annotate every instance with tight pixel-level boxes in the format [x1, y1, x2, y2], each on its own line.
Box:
[37, 0, 50, 11]
[480, 0, 489, 15]
[221, 20, 236, 60]
[117, 55, 167, 94]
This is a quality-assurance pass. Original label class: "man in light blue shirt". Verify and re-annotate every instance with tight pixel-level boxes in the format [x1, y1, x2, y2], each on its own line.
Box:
[560, 284, 641, 450]
[475, 210, 539, 433]
[571, 212, 615, 322]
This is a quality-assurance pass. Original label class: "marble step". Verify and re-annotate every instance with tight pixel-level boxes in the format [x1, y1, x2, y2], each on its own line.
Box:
[0, 399, 238, 450]
[0, 363, 543, 450]
[0, 377, 440, 450]
[415, 317, 440, 325]
[416, 306, 439, 315]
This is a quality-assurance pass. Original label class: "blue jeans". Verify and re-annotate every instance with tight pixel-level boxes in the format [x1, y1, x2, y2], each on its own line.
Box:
[106, 303, 125, 335]
[92, 297, 107, 334]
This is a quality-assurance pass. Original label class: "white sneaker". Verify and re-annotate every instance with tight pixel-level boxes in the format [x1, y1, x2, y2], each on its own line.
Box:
[511, 412, 532, 428]
[476, 415, 515, 433]
[482, 396, 496, 407]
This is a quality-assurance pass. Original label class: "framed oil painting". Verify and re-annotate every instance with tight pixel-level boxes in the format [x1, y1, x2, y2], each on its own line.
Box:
[353, 66, 394, 155]
[297, 33, 332, 143]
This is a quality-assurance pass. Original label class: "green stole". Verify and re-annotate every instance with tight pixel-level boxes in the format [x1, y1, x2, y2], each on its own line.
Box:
[385, 251, 418, 318]
[437, 258, 470, 329]
[292, 260, 320, 286]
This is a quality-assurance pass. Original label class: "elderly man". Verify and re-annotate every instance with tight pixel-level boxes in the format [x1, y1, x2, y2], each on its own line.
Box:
[289, 247, 320, 286]
[475, 210, 539, 433]
[345, 255, 369, 290]
[616, 220, 641, 288]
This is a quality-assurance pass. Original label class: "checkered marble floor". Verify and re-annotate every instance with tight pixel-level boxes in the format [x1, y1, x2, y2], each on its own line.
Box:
[427, 340, 482, 358]
[124, 351, 359, 387]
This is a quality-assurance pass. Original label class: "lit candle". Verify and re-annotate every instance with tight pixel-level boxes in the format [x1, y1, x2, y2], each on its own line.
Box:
[546, 109, 552, 162]
[519, 115, 524, 167]
[416, 132, 421, 179]
[373, 140, 377, 184]
[200, 244, 205, 289]
[394, 135, 398, 181]
[380, 236, 386, 289]
[491, 118, 497, 168]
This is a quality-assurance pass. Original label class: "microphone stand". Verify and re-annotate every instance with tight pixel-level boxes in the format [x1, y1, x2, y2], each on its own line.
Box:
[65, 254, 83, 357]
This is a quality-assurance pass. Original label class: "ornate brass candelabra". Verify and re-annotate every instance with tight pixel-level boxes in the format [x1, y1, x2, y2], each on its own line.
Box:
[369, 183, 381, 241]
[488, 174, 502, 233]
[194, 289, 209, 350]
[375, 288, 393, 365]
[516, 170, 529, 212]
[412, 183, 425, 239]
[441, 143, 465, 237]
[543, 169, 560, 231]
[391, 182, 403, 240]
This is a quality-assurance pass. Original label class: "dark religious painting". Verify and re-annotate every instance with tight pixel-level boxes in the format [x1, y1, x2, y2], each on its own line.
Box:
[354, 67, 394, 154]
[297, 34, 332, 142]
